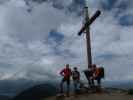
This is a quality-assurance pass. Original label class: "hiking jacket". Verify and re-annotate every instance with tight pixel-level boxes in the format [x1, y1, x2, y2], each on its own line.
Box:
[94, 68, 102, 78]
[72, 71, 80, 80]
[95, 68, 100, 77]
[60, 68, 72, 79]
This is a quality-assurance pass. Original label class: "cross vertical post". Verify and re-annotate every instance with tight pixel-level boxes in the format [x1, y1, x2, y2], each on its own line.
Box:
[78, 8, 101, 69]
[84, 7, 92, 68]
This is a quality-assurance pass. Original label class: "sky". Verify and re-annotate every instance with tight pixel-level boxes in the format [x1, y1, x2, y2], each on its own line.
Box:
[0, 0, 132, 82]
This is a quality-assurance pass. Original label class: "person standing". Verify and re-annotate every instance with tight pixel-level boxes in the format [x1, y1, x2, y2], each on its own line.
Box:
[84, 66, 95, 88]
[60, 64, 72, 96]
[72, 67, 81, 93]
[92, 64, 104, 87]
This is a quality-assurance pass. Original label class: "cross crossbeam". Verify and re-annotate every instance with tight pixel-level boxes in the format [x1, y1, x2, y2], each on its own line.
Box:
[78, 10, 101, 36]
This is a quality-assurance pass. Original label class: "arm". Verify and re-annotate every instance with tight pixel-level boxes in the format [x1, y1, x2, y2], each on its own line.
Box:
[60, 69, 64, 76]
[78, 71, 80, 80]
[70, 70, 72, 76]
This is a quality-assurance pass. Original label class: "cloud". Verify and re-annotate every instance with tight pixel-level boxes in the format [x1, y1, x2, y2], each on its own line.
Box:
[0, 0, 132, 82]
[0, 0, 70, 79]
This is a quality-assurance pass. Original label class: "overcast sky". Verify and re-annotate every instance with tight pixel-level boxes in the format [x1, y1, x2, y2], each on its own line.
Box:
[0, 0, 132, 81]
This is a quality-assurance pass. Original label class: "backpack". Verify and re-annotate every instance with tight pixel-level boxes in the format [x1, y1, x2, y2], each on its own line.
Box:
[72, 71, 80, 80]
[98, 67, 105, 78]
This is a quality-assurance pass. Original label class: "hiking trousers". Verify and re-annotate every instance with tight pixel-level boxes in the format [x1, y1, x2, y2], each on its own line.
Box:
[60, 77, 70, 94]
[73, 79, 81, 92]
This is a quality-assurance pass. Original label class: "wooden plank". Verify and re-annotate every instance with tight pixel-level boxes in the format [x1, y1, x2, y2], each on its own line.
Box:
[78, 10, 101, 36]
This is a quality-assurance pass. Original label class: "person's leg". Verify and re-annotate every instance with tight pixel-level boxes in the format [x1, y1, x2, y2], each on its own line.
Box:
[74, 80, 78, 92]
[60, 78, 65, 93]
[88, 78, 95, 88]
[79, 80, 84, 88]
[97, 77, 101, 87]
[96, 77, 102, 93]
[91, 79, 95, 87]
[66, 78, 70, 96]
[73, 80, 76, 91]
[88, 78, 92, 87]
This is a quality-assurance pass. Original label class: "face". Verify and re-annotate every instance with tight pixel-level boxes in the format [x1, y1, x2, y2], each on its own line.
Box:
[74, 67, 77, 71]
[66, 64, 69, 69]
[92, 64, 96, 70]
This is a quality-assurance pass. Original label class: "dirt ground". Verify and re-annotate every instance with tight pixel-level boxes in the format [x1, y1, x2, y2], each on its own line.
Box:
[45, 93, 133, 100]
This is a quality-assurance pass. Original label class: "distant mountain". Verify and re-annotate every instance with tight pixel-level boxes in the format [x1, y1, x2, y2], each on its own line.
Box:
[111, 81, 133, 89]
[103, 81, 133, 89]
[0, 79, 58, 99]
[12, 83, 57, 100]
[0, 95, 11, 100]
[0, 79, 38, 97]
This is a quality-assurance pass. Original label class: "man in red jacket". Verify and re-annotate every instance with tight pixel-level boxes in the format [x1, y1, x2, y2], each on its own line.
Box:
[60, 64, 72, 96]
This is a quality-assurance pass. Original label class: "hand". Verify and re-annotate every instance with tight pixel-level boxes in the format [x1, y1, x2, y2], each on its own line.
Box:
[61, 74, 64, 77]
[90, 77, 93, 79]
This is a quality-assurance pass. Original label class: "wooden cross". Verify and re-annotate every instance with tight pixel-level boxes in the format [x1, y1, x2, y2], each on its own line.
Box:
[78, 7, 101, 68]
